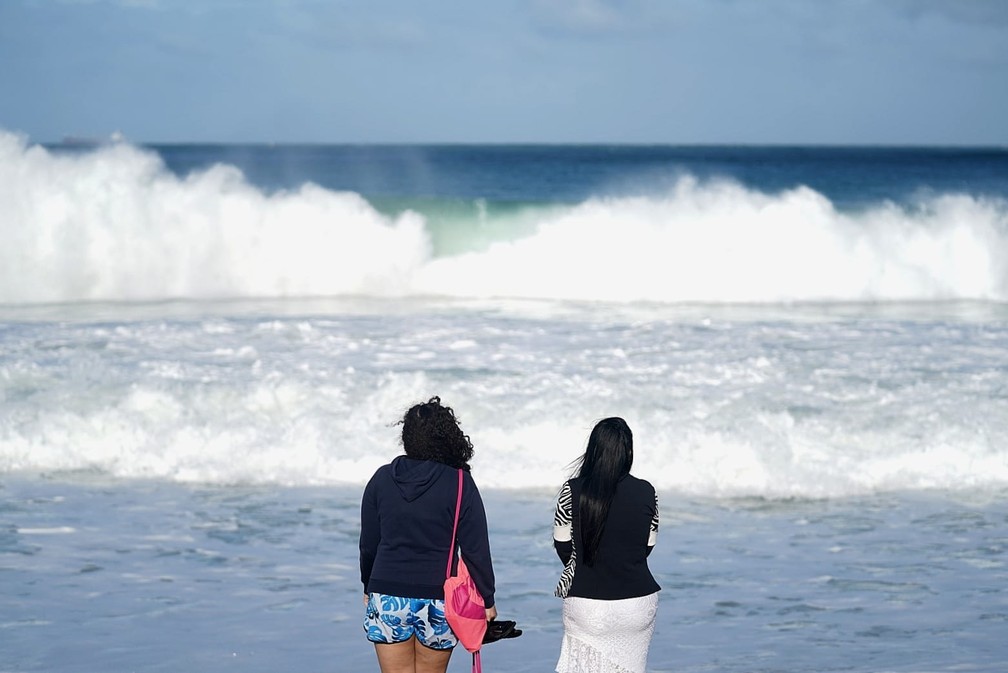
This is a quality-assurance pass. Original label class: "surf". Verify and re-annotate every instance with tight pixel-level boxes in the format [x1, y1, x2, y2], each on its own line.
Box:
[2, 132, 1006, 306]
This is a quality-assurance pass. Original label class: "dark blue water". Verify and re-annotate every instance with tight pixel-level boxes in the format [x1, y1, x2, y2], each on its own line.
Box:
[138, 145, 1008, 208]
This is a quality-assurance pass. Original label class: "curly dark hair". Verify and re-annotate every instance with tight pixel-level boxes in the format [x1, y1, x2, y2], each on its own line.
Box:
[399, 396, 474, 470]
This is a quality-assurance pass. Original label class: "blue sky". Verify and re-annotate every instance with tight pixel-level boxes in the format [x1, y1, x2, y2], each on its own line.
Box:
[1, 0, 1006, 144]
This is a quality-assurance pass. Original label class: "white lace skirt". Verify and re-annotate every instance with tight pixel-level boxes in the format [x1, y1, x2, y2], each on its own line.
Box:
[555, 592, 659, 673]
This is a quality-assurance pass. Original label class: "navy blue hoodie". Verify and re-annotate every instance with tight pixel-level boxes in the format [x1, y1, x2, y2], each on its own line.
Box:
[360, 456, 495, 608]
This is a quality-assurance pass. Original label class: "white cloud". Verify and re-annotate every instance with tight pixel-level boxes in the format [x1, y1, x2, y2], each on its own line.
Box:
[43, 0, 162, 7]
[531, 0, 640, 36]
[893, 0, 1008, 25]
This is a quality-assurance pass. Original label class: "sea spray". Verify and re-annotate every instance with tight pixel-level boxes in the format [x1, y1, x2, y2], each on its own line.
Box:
[417, 180, 1008, 302]
[2, 132, 1006, 304]
[0, 132, 429, 303]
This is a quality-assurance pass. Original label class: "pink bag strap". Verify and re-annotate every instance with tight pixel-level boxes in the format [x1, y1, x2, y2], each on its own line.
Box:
[446, 468, 463, 579]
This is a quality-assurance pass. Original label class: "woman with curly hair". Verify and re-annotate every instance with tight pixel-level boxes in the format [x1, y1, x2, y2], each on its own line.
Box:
[360, 397, 497, 673]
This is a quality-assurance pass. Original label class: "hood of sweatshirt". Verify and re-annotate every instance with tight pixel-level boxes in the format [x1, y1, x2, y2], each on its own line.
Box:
[389, 455, 450, 502]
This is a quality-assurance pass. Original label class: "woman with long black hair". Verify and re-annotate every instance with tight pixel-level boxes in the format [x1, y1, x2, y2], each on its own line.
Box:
[552, 417, 660, 673]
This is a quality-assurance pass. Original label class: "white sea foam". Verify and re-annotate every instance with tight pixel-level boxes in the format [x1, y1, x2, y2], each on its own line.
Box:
[2, 133, 1006, 497]
[1, 310, 1006, 497]
[16, 526, 76, 535]
[418, 181, 1008, 303]
[0, 132, 428, 304]
[2, 131, 1006, 305]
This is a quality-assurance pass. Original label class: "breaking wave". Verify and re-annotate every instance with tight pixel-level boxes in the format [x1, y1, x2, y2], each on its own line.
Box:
[2, 131, 1006, 305]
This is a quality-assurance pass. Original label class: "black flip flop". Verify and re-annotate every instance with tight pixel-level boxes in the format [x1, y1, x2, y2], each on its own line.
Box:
[483, 619, 522, 644]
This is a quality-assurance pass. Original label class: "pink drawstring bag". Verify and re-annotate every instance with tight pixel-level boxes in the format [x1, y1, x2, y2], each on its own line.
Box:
[444, 469, 487, 672]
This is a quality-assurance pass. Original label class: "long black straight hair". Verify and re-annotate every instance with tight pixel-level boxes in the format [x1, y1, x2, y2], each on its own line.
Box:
[574, 417, 633, 566]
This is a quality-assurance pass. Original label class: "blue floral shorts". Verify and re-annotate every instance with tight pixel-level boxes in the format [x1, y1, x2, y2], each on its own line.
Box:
[364, 593, 458, 650]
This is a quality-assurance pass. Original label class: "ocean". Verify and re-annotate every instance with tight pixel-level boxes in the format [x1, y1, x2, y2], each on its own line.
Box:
[1, 132, 1007, 672]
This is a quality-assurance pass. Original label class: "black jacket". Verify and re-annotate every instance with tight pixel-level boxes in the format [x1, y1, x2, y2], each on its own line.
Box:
[554, 474, 660, 600]
[360, 456, 495, 608]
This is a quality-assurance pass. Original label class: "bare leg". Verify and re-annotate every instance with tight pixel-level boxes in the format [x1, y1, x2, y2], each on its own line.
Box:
[374, 638, 418, 673]
[374, 637, 453, 673]
[414, 638, 453, 673]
